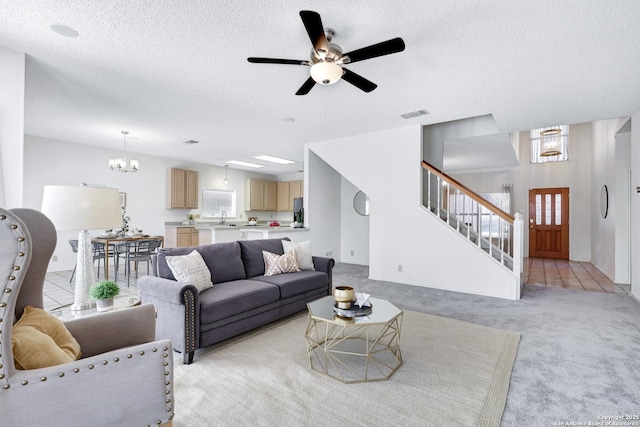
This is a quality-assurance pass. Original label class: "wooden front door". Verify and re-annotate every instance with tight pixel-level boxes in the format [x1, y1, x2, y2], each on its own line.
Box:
[528, 188, 569, 259]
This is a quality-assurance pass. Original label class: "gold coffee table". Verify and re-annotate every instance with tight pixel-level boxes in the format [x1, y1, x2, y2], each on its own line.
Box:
[305, 296, 403, 384]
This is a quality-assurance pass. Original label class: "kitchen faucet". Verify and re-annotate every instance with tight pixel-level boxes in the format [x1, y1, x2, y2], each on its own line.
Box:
[220, 210, 226, 225]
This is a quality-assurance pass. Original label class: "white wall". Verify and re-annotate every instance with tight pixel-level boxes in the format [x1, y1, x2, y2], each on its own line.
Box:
[630, 107, 640, 301]
[305, 150, 342, 259]
[590, 118, 630, 280]
[0, 46, 25, 208]
[614, 128, 631, 284]
[24, 135, 284, 271]
[307, 125, 518, 300]
[451, 122, 594, 262]
[340, 177, 369, 265]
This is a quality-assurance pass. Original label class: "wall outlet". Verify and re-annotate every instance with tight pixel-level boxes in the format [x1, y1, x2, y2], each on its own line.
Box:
[325, 250, 332, 257]
[52, 255, 58, 262]
[350, 250, 354, 256]
[398, 264, 403, 272]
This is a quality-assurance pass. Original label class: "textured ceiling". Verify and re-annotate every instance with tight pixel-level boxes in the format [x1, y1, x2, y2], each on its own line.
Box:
[1, 1, 639, 175]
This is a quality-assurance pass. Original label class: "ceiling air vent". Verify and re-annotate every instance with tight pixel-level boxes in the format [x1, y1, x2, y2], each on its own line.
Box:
[400, 109, 430, 119]
[183, 139, 199, 145]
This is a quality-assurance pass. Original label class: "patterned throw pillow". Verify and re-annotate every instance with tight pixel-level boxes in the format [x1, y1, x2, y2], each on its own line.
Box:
[282, 240, 315, 271]
[165, 249, 213, 292]
[263, 250, 300, 276]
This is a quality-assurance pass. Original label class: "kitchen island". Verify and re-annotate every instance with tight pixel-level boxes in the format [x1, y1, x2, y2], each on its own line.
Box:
[194, 224, 309, 245]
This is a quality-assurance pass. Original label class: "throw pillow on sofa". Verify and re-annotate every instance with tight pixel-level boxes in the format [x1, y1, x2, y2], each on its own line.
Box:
[263, 250, 300, 276]
[166, 249, 213, 292]
[282, 240, 315, 271]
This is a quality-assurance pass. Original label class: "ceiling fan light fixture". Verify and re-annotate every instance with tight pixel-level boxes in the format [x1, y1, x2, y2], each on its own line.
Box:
[310, 61, 343, 85]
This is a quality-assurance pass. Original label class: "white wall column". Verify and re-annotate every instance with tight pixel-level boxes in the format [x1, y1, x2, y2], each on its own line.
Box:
[0, 46, 26, 208]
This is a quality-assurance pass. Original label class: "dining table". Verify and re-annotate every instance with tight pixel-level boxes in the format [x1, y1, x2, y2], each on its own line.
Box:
[91, 235, 164, 281]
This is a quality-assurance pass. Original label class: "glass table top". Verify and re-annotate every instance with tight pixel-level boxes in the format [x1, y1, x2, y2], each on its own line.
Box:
[307, 295, 402, 325]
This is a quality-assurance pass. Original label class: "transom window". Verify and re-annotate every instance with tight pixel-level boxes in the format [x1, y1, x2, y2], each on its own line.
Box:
[530, 125, 569, 164]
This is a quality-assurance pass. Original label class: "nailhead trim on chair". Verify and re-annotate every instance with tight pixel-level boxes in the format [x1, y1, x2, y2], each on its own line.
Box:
[0, 213, 29, 390]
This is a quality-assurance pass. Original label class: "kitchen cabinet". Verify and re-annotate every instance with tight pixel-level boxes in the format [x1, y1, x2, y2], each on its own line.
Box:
[277, 182, 290, 211]
[276, 180, 303, 211]
[165, 226, 199, 248]
[264, 181, 277, 211]
[167, 168, 198, 209]
[245, 179, 299, 212]
[245, 179, 265, 210]
[289, 180, 303, 210]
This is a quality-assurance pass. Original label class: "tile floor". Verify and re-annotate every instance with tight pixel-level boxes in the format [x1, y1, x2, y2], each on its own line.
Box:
[523, 257, 630, 293]
[43, 263, 143, 312]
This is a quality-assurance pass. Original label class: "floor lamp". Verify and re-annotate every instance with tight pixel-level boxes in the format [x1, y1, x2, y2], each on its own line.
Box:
[42, 185, 122, 311]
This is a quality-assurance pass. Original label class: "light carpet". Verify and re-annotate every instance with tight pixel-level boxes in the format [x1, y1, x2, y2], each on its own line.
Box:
[172, 310, 520, 427]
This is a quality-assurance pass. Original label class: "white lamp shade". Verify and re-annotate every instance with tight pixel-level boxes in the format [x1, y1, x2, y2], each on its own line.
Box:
[41, 185, 122, 230]
[310, 62, 343, 85]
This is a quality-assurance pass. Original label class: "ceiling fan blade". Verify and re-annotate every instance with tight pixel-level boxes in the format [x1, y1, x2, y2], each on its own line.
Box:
[247, 57, 307, 65]
[295, 77, 316, 96]
[343, 37, 406, 63]
[341, 68, 377, 93]
[300, 10, 329, 55]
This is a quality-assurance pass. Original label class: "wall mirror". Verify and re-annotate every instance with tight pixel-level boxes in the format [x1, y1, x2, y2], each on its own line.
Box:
[600, 185, 608, 219]
[353, 191, 370, 216]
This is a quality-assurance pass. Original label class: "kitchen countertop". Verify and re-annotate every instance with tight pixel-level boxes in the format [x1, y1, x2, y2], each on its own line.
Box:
[166, 222, 308, 231]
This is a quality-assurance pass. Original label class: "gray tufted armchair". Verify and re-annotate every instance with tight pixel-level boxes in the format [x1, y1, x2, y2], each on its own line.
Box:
[0, 208, 174, 427]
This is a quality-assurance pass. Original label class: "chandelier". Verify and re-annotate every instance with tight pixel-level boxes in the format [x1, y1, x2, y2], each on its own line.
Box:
[539, 128, 562, 157]
[109, 130, 139, 172]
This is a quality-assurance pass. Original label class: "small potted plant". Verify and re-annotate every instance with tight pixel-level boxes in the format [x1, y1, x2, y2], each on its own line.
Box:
[89, 280, 120, 312]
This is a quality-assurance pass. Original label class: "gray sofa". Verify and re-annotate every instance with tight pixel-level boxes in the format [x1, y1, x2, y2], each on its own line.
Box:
[137, 238, 334, 364]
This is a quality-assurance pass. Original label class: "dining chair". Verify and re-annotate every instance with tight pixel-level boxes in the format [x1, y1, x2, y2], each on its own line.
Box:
[115, 239, 162, 286]
[68, 240, 113, 283]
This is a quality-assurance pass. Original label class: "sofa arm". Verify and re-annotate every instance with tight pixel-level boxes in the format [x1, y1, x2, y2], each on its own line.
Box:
[137, 275, 200, 363]
[64, 304, 157, 358]
[312, 256, 335, 295]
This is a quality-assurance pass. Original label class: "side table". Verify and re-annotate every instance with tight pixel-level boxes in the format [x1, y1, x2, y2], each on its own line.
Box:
[49, 295, 141, 321]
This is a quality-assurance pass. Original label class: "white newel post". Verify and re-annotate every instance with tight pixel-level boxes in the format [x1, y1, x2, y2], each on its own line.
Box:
[513, 211, 524, 300]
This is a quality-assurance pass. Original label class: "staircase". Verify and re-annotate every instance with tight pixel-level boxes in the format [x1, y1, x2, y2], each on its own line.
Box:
[422, 161, 523, 296]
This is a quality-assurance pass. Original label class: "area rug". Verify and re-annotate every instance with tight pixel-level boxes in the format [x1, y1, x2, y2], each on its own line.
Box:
[172, 310, 520, 427]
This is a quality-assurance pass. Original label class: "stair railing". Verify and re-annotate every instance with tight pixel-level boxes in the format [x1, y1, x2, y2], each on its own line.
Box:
[421, 161, 523, 282]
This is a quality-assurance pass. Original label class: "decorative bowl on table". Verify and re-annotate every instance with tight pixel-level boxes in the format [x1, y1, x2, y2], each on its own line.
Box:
[333, 286, 355, 309]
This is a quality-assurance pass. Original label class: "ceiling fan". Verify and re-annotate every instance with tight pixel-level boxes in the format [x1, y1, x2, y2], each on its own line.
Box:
[247, 10, 405, 95]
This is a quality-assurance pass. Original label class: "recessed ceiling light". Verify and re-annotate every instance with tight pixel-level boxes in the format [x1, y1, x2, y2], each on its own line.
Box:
[228, 160, 265, 168]
[282, 118, 295, 123]
[252, 155, 295, 165]
[50, 24, 79, 38]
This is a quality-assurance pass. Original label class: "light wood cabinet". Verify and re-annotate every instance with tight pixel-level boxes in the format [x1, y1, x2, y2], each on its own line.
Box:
[245, 179, 302, 212]
[165, 226, 199, 248]
[167, 168, 198, 209]
[277, 182, 290, 211]
[245, 179, 265, 211]
[289, 180, 302, 211]
[264, 181, 277, 211]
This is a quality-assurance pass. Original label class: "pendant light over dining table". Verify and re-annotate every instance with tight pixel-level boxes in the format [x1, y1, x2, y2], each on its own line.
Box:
[109, 130, 139, 172]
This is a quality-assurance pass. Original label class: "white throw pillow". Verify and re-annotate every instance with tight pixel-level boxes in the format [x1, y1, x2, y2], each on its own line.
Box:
[282, 240, 315, 271]
[263, 250, 300, 276]
[165, 250, 213, 292]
